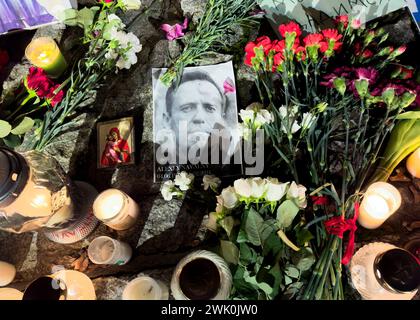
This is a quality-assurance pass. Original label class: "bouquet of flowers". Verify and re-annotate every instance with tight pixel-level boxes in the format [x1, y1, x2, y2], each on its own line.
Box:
[209, 178, 315, 300]
[242, 16, 418, 299]
[0, 0, 142, 151]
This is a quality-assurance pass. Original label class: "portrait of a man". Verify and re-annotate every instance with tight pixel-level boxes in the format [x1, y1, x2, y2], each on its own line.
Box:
[97, 117, 135, 169]
[152, 62, 242, 181]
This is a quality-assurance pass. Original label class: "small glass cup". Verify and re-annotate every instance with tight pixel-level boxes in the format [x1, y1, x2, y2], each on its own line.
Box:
[373, 248, 420, 294]
[22, 276, 66, 300]
[88, 236, 132, 266]
[25, 37, 67, 78]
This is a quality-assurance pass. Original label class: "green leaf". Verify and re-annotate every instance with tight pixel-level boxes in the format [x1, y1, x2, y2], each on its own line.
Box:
[283, 282, 304, 299]
[295, 227, 314, 246]
[61, 8, 78, 26]
[11, 117, 35, 135]
[219, 216, 235, 237]
[236, 228, 248, 244]
[239, 243, 257, 265]
[245, 208, 264, 246]
[233, 265, 258, 298]
[293, 247, 316, 272]
[77, 7, 95, 29]
[262, 232, 283, 258]
[268, 263, 282, 299]
[284, 275, 293, 286]
[3, 134, 21, 148]
[284, 265, 300, 279]
[220, 240, 239, 265]
[0, 120, 12, 138]
[276, 200, 300, 229]
[397, 111, 420, 120]
[244, 269, 273, 298]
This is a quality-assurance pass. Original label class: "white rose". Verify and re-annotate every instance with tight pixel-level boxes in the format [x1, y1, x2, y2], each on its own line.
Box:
[250, 177, 266, 199]
[234, 179, 252, 198]
[202, 175, 221, 191]
[301, 112, 316, 130]
[174, 172, 194, 191]
[221, 187, 239, 209]
[265, 179, 288, 202]
[120, 0, 141, 10]
[287, 182, 307, 208]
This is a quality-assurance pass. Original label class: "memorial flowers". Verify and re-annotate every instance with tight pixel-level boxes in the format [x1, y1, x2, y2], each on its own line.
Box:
[244, 16, 417, 299]
[160, 0, 261, 86]
[19, 1, 142, 151]
[210, 177, 315, 300]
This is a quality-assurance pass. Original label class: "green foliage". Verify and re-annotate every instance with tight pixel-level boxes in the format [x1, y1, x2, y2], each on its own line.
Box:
[160, 0, 260, 86]
[217, 201, 314, 300]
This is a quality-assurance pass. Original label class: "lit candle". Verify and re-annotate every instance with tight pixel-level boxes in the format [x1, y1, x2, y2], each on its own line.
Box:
[0, 261, 16, 286]
[25, 37, 68, 78]
[93, 189, 140, 230]
[122, 277, 169, 300]
[0, 288, 23, 300]
[52, 270, 96, 300]
[358, 182, 402, 229]
[406, 148, 420, 178]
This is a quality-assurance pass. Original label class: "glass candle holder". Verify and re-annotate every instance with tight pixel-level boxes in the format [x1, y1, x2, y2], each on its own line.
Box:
[93, 189, 140, 230]
[25, 37, 67, 78]
[358, 182, 402, 229]
[88, 236, 132, 266]
[0, 261, 16, 286]
[350, 242, 420, 300]
[0, 288, 23, 300]
[52, 270, 96, 300]
[406, 148, 420, 178]
[0, 147, 74, 234]
[22, 276, 66, 300]
[122, 276, 169, 300]
[171, 250, 232, 300]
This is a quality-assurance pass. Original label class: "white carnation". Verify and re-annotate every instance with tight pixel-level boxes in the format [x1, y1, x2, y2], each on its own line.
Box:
[174, 171, 194, 191]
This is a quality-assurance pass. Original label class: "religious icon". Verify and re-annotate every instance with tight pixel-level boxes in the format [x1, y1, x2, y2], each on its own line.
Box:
[97, 117, 135, 169]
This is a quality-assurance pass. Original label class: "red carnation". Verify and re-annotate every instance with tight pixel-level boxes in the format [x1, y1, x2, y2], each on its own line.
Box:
[244, 41, 257, 66]
[26, 67, 64, 107]
[311, 196, 329, 206]
[49, 86, 65, 107]
[295, 46, 306, 61]
[279, 21, 302, 38]
[335, 15, 349, 28]
[362, 49, 374, 59]
[26, 67, 54, 98]
[303, 33, 325, 48]
[256, 36, 273, 54]
[322, 29, 343, 51]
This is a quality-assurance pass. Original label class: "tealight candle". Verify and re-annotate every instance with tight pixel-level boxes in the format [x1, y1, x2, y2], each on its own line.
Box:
[122, 276, 169, 300]
[93, 189, 140, 230]
[52, 270, 96, 300]
[25, 37, 68, 78]
[0, 288, 23, 300]
[358, 182, 402, 229]
[0, 261, 16, 286]
[406, 148, 420, 178]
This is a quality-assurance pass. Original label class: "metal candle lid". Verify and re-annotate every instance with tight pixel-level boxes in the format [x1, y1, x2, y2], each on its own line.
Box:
[0, 147, 29, 207]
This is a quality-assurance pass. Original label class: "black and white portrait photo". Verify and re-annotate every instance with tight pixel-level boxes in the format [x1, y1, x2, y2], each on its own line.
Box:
[152, 61, 243, 182]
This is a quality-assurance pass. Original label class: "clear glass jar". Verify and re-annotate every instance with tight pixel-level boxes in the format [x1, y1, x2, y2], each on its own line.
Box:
[0, 147, 74, 233]
[351, 242, 420, 300]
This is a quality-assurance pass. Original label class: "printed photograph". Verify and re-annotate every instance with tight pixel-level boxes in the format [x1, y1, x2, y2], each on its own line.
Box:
[152, 61, 243, 182]
[97, 117, 135, 169]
